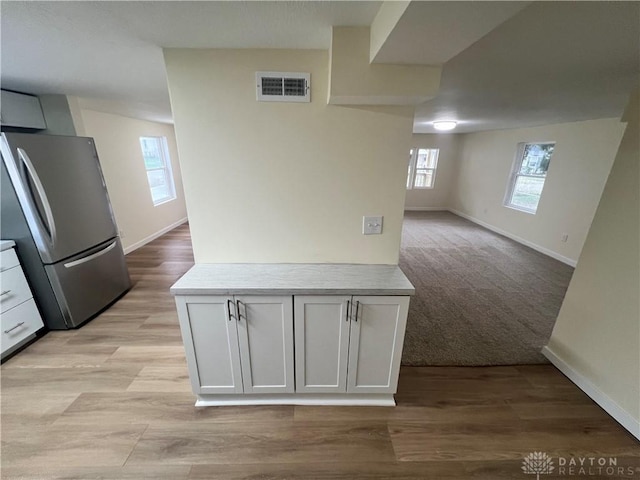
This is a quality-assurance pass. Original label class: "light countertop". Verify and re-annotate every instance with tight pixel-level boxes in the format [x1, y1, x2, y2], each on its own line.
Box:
[170, 263, 415, 296]
[0, 240, 16, 252]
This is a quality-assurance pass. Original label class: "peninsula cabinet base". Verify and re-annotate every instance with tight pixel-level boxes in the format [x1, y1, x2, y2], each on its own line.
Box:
[195, 393, 396, 407]
[170, 264, 416, 408]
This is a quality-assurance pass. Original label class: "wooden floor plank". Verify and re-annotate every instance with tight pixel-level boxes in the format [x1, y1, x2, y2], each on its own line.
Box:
[1, 393, 80, 428]
[1, 424, 148, 468]
[0, 465, 191, 480]
[126, 422, 396, 466]
[54, 392, 293, 425]
[1, 344, 118, 368]
[293, 404, 521, 425]
[389, 417, 640, 462]
[1, 365, 142, 394]
[126, 366, 192, 392]
[106, 346, 187, 365]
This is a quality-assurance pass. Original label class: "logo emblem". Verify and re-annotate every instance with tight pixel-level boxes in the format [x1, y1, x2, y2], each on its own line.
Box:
[522, 452, 555, 479]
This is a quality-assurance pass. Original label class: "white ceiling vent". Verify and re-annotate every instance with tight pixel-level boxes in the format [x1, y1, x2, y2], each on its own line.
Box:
[256, 72, 310, 103]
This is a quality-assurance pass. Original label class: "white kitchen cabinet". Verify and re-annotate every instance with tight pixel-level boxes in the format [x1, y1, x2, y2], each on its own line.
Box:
[347, 296, 409, 394]
[175, 294, 294, 395]
[235, 295, 294, 394]
[171, 263, 415, 406]
[294, 295, 351, 393]
[0, 90, 47, 130]
[176, 296, 243, 394]
[294, 295, 409, 395]
[1, 243, 45, 359]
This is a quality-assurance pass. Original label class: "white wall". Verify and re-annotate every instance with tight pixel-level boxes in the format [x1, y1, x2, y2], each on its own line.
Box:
[544, 87, 639, 439]
[404, 133, 460, 210]
[77, 109, 188, 253]
[450, 118, 625, 264]
[164, 48, 414, 264]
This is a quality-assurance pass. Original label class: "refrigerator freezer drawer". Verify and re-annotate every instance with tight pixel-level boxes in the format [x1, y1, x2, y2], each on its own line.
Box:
[1, 298, 44, 354]
[0, 264, 34, 314]
[45, 238, 131, 328]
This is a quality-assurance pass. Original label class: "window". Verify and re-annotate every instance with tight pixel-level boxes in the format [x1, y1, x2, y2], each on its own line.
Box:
[407, 148, 439, 189]
[505, 142, 555, 213]
[139, 136, 176, 206]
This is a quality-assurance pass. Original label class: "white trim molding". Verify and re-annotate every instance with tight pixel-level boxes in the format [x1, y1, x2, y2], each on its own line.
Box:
[404, 207, 448, 212]
[542, 346, 640, 441]
[195, 393, 396, 407]
[123, 217, 188, 255]
[448, 209, 577, 267]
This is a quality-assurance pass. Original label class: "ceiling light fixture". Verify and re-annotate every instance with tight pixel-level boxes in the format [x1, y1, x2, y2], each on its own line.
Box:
[433, 121, 457, 131]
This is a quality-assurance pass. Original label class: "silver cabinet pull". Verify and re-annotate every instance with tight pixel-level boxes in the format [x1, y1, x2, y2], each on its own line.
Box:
[227, 299, 235, 321]
[354, 301, 360, 322]
[0, 290, 11, 296]
[346, 300, 350, 322]
[4, 322, 25, 333]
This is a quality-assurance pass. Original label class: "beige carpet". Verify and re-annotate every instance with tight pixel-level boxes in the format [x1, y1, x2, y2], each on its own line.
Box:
[399, 211, 574, 366]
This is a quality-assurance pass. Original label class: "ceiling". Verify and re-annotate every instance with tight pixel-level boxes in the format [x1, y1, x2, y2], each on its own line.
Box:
[1, 1, 381, 124]
[372, 1, 530, 65]
[412, 1, 640, 133]
[1, 1, 638, 132]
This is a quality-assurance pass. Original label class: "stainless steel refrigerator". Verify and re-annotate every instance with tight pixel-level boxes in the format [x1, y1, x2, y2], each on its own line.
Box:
[1, 132, 131, 329]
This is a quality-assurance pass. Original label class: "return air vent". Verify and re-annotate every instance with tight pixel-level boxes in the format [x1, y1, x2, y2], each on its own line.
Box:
[256, 72, 310, 103]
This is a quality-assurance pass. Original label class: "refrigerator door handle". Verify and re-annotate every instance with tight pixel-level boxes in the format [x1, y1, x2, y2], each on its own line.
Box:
[64, 241, 117, 269]
[16, 148, 57, 247]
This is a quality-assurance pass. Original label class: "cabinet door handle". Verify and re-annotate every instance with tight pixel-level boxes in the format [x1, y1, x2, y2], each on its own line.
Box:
[227, 299, 235, 321]
[354, 301, 360, 322]
[4, 322, 25, 333]
[236, 300, 243, 321]
[346, 300, 350, 322]
[0, 290, 12, 297]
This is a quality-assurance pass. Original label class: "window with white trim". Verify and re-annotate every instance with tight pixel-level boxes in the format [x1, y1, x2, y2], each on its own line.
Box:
[139, 136, 176, 206]
[407, 148, 439, 189]
[505, 142, 555, 214]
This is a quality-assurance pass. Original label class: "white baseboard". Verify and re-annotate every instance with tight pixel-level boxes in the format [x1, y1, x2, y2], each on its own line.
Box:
[123, 217, 188, 255]
[195, 393, 396, 407]
[448, 209, 577, 267]
[404, 207, 448, 212]
[542, 346, 640, 441]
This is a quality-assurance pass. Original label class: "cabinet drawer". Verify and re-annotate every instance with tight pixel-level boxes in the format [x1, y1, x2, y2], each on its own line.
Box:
[0, 265, 34, 314]
[1, 299, 44, 353]
[0, 249, 20, 271]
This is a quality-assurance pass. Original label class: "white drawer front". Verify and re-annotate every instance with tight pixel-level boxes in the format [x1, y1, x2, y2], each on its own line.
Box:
[0, 249, 20, 272]
[0, 266, 34, 314]
[1, 299, 44, 353]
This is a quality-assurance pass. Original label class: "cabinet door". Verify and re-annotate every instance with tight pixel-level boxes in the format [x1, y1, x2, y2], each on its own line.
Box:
[175, 296, 243, 394]
[347, 296, 410, 394]
[235, 295, 294, 394]
[294, 295, 351, 393]
[0, 90, 46, 129]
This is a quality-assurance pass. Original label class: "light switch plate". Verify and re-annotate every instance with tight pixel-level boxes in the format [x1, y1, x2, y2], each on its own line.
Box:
[363, 216, 383, 235]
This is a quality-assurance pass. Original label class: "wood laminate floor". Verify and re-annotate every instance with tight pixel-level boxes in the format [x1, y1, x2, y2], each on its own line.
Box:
[1, 224, 638, 479]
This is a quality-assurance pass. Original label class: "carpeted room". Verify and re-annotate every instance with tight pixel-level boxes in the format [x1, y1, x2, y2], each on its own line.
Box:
[399, 210, 573, 366]
[400, 116, 626, 368]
